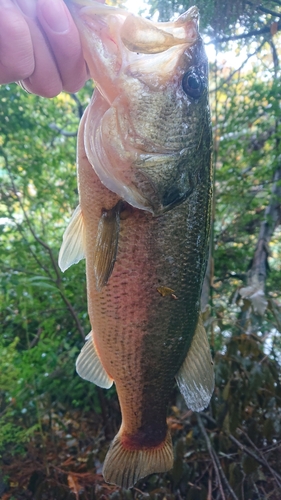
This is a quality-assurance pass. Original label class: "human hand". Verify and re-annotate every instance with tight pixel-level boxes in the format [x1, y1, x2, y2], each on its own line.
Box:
[0, 0, 89, 97]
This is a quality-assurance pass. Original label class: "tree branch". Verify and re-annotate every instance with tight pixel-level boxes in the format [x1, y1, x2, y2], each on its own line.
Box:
[210, 22, 281, 44]
[238, 37, 280, 318]
[258, 5, 281, 18]
[1, 150, 54, 280]
[58, 290, 85, 339]
[49, 123, 77, 137]
[244, 145, 281, 300]
[210, 39, 267, 94]
[22, 210, 86, 338]
[197, 414, 239, 500]
[269, 39, 280, 72]
[71, 93, 85, 119]
[200, 413, 281, 491]
[239, 428, 281, 490]
[228, 433, 281, 488]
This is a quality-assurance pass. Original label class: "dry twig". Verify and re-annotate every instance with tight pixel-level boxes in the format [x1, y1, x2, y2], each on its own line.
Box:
[197, 414, 239, 500]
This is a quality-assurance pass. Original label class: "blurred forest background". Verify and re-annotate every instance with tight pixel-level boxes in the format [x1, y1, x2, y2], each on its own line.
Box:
[0, 0, 281, 498]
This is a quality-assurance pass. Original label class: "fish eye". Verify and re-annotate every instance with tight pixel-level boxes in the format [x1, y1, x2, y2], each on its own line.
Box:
[182, 70, 203, 99]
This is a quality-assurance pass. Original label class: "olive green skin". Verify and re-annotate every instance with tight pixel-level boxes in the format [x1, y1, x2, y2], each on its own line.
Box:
[128, 42, 213, 217]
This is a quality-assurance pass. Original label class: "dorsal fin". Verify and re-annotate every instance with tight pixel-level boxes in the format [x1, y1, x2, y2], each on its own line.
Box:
[93, 201, 122, 292]
[58, 205, 85, 272]
[76, 332, 113, 389]
[176, 314, 214, 411]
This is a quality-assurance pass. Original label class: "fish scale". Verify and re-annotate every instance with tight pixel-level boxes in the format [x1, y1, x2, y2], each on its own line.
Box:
[129, 93, 192, 150]
[59, 0, 214, 489]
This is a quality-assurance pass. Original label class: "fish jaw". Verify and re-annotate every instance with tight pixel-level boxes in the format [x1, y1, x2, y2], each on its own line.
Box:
[67, 1, 200, 99]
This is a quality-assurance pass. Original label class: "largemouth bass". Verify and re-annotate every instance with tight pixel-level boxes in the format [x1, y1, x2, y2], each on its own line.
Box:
[59, 0, 214, 489]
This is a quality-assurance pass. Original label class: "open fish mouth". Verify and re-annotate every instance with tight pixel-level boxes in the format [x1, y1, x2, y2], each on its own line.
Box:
[67, 0, 199, 50]
[66, 0, 200, 89]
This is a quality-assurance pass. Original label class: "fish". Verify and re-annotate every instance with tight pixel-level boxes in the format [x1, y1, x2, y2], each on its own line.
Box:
[59, 0, 214, 489]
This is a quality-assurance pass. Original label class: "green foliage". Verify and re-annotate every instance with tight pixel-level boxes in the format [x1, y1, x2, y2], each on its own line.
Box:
[0, 82, 104, 459]
[213, 62, 281, 288]
[0, 422, 39, 455]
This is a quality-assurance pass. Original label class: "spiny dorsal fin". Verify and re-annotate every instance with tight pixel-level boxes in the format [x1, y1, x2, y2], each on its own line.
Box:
[58, 205, 85, 272]
[103, 429, 173, 489]
[93, 201, 122, 292]
[176, 314, 214, 412]
[76, 332, 113, 389]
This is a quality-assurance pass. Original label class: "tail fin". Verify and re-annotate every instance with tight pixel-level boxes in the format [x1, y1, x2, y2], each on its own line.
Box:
[103, 430, 173, 489]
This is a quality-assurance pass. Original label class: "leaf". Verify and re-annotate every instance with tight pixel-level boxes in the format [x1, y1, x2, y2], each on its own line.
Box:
[157, 286, 176, 297]
[28, 276, 58, 291]
[242, 454, 259, 475]
[67, 474, 81, 500]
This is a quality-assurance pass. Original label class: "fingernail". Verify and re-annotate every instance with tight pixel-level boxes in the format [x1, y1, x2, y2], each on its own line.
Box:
[39, 0, 70, 33]
[16, 0, 36, 18]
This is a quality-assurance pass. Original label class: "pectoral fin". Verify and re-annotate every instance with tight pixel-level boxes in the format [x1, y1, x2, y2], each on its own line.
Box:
[76, 331, 113, 389]
[58, 205, 85, 272]
[93, 201, 121, 292]
[176, 315, 214, 412]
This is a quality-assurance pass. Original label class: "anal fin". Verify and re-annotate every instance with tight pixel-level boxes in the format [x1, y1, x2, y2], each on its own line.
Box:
[93, 201, 122, 291]
[58, 205, 85, 272]
[176, 314, 214, 412]
[76, 332, 113, 389]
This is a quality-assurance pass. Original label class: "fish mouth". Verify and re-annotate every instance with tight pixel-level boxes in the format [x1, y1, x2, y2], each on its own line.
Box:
[120, 7, 199, 55]
[67, 0, 201, 98]
[67, 1, 199, 57]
